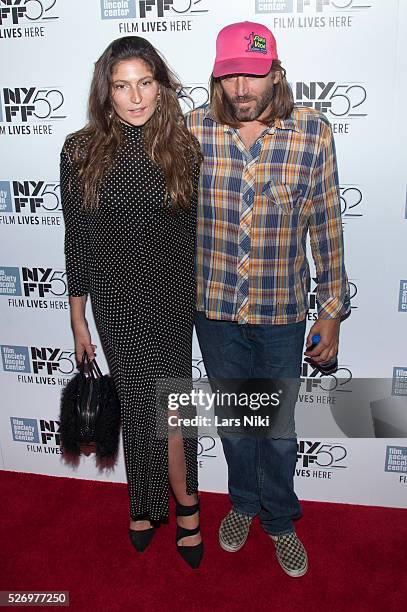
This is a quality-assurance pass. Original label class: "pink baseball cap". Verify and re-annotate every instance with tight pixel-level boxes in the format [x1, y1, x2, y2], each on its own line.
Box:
[213, 21, 278, 78]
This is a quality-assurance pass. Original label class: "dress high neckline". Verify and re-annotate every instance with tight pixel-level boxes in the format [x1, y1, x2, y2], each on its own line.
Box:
[120, 120, 143, 138]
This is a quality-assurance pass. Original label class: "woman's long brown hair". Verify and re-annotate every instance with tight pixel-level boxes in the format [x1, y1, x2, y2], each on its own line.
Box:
[66, 36, 202, 210]
[209, 60, 294, 128]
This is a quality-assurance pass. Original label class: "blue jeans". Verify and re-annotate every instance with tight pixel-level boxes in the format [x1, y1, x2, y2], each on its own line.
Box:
[195, 311, 306, 535]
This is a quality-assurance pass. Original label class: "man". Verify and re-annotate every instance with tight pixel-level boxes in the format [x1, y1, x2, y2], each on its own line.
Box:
[186, 21, 350, 577]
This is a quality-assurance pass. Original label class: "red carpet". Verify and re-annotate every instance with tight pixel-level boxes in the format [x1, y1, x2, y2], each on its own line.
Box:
[0, 470, 406, 612]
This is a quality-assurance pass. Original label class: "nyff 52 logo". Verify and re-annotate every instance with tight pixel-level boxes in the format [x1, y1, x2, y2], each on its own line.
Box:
[22, 267, 67, 297]
[100, 0, 208, 20]
[297, 440, 347, 468]
[0, 87, 66, 122]
[178, 84, 209, 114]
[300, 360, 352, 393]
[340, 185, 363, 220]
[293, 81, 367, 117]
[138, 0, 208, 17]
[0, 0, 59, 25]
[0, 180, 60, 213]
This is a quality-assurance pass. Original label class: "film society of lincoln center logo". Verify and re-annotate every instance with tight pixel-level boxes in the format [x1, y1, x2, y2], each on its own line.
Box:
[0, 266, 68, 310]
[10, 417, 62, 454]
[1, 345, 75, 386]
[385, 446, 407, 484]
[0, 180, 61, 226]
[255, 0, 370, 29]
[398, 280, 407, 312]
[100, 0, 209, 33]
[392, 367, 407, 397]
[0, 86, 66, 136]
[0, 0, 59, 39]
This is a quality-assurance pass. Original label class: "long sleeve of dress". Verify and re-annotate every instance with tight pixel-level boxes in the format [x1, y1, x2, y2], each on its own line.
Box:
[60, 144, 91, 297]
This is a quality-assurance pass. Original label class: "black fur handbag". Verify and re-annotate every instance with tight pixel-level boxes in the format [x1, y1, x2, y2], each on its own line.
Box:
[60, 353, 120, 458]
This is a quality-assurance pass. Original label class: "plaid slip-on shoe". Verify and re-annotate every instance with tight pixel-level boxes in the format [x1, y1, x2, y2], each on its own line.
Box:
[219, 508, 253, 552]
[269, 531, 308, 577]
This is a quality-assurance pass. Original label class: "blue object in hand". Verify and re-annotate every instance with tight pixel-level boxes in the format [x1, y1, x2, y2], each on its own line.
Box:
[307, 334, 338, 375]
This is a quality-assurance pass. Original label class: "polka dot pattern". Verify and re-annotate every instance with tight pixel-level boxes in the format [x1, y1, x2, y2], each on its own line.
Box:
[60, 122, 199, 521]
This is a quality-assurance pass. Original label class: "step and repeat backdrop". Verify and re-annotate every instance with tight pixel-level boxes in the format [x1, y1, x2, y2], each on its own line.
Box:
[1, 0, 406, 508]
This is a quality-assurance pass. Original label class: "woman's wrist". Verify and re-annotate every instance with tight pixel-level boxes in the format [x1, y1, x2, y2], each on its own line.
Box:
[69, 295, 87, 327]
[71, 315, 87, 329]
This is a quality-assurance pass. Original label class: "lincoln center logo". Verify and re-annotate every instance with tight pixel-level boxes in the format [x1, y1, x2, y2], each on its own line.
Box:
[385, 446, 407, 474]
[10, 416, 62, 452]
[392, 367, 407, 397]
[399, 281, 407, 312]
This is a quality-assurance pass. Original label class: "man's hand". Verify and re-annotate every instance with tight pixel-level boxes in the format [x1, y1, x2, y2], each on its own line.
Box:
[304, 318, 340, 364]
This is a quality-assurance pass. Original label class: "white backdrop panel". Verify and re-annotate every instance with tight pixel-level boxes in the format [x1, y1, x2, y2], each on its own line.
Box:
[1, 0, 406, 508]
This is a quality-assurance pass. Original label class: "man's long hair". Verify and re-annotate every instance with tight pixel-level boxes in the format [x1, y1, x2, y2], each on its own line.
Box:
[66, 36, 202, 210]
[209, 60, 294, 128]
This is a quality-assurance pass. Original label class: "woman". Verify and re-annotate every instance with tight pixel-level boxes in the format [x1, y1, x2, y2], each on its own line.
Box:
[60, 36, 203, 568]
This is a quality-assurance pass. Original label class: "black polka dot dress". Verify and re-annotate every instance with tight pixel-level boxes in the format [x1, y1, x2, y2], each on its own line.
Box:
[60, 122, 198, 521]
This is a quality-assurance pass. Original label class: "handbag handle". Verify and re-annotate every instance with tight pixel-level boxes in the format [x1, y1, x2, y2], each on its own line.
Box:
[79, 351, 87, 374]
[89, 357, 103, 379]
[80, 351, 103, 380]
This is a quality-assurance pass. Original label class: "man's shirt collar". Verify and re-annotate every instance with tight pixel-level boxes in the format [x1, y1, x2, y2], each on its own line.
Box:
[203, 105, 300, 133]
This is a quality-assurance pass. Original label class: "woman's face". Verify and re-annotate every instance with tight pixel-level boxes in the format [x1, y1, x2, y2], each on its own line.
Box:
[110, 58, 160, 127]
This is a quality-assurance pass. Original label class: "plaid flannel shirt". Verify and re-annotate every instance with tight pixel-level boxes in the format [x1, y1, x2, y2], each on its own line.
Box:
[186, 105, 350, 325]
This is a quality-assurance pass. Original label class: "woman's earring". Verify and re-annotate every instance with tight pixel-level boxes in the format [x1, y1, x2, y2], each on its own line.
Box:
[156, 94, 161, 114]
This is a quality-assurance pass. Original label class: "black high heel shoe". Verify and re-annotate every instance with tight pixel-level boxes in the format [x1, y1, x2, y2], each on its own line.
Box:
[176, 500, 203, 569]
[128, 520, 156, 552]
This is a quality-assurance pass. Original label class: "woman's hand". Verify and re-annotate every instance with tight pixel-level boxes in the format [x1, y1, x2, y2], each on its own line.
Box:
[72, 318, 97, 365]
[69, 295, 96, 365]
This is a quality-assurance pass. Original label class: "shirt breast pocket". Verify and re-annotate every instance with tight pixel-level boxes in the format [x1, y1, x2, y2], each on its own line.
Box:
[262, 182, 303, 216]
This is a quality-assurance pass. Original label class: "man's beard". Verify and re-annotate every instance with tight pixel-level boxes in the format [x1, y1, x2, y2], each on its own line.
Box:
[225, 83, 274, 122]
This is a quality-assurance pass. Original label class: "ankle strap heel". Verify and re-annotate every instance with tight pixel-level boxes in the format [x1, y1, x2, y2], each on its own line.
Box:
[175, 499, 203, 569]
[176, 500, 200, 517]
